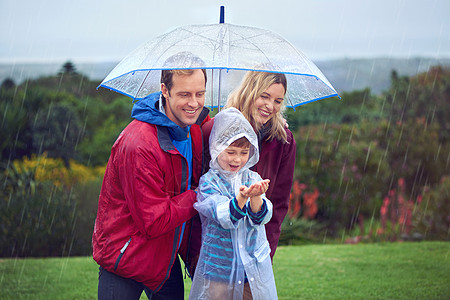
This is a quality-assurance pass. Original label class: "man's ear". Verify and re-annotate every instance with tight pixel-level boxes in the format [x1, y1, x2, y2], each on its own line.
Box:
[161, 83, 169, 99]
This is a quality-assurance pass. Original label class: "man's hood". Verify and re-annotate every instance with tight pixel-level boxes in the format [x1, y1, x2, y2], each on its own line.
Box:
[131, 91, 190, 141]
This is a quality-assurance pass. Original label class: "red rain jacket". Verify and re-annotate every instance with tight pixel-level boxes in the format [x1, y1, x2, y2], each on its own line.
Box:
[92, 110, 208, 291]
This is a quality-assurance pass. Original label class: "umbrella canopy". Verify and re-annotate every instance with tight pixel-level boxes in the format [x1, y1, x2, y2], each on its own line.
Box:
[99, 23, 339, 108]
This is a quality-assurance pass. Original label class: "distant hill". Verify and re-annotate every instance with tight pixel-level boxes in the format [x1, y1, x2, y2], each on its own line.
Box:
[1, 57, 450, 95]
[315, 57, 450, 94]
[0, 61, 118, 87]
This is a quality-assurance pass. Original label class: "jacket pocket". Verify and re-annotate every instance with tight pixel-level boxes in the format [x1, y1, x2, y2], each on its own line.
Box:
[114, 237, 132, 271]
[254, 240, 270, 263]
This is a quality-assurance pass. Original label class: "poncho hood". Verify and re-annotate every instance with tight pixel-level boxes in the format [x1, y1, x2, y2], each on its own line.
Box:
[209, 108, 259, 174]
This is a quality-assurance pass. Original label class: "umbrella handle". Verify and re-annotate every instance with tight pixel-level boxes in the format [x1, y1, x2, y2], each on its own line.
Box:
[220, 6, 225, 24]
[218, 69, 222, 111]
[217, 5, 225, 111]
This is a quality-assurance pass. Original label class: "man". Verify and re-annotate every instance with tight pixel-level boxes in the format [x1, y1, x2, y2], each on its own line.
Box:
[92, 52, 210, 299]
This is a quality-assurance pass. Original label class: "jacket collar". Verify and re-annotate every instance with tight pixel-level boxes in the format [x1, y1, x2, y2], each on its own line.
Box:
[156, 125, 179, 152]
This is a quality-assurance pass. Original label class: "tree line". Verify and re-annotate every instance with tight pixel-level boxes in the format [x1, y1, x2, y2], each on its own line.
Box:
[0, 62, 448, 257]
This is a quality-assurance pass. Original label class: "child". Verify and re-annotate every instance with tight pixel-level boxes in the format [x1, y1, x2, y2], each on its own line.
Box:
[189, 107, 278, 300]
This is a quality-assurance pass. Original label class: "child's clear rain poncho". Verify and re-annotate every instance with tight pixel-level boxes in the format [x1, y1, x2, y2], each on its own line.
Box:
[189, 107, 277, 300]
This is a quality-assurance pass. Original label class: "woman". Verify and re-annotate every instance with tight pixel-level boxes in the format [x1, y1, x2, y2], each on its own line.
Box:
[201, 71, 296, 259]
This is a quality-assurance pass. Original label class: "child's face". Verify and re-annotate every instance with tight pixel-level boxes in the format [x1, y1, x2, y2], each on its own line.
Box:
[217, 145, 250, 172]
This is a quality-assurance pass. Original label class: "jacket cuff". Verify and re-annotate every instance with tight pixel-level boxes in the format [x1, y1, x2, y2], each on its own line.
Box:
[247, 199, 268, 225]
[230, 197, 247, 224]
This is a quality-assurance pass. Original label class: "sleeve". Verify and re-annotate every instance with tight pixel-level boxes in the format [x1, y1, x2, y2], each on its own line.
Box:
[247, 199, 268, 225]
[230, 197, 247, 224]
[245, 170, 273, 226]
[264, 130, 296, 258]
[117, 133, 198, 239]
[194, 172, 238, 229]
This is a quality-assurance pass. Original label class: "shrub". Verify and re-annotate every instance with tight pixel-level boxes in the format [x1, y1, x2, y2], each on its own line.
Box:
[279, 217, 324, 246]
[280, 181, 323, 245]
[370, 178, 420, 242]
[0, 155, 104, 257]
[0, 166, 76, 257]
[288, 180, 319, 220]
[294, 116, 449, 237]
[13, 153, 105, 189]
[412, 176, 450, 240]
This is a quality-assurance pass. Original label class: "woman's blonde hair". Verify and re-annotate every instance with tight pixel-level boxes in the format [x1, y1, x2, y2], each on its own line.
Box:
[226, 71, 288, 143]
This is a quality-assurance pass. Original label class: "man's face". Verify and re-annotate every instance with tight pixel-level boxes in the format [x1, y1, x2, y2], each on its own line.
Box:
[161, 69, 206, 128]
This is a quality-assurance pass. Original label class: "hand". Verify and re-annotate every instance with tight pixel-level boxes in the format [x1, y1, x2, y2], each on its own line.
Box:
[239, 179, 270, 198]
[248, 180, 269, 213]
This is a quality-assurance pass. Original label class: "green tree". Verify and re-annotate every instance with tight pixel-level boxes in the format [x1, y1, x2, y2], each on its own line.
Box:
[78, 115, 128, 166]
[294, 66, 450, 236]
[1, 78, 16, 89]
[60, 61, 77, 74]
[385, 66, 450, 141]
[286, 88, 384, 132]
[31, 103, 82, 166]
[412, 176, 450, 240]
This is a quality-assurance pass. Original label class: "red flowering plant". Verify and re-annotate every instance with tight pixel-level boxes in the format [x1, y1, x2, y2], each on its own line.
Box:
[288, 180, 319, 220]
[377, 178, 419, 241]
[344, 177, 423, 244]
[280, 180, 323, 245]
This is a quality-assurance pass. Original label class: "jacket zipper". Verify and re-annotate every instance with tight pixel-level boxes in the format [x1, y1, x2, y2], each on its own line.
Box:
[114, 237, 131, 271]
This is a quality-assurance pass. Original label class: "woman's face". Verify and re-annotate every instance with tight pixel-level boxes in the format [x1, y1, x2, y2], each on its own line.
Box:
[253, 83, 285, 126]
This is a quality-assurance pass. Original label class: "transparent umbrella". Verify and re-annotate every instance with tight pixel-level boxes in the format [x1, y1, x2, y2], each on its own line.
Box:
[99, 10, 339, 109]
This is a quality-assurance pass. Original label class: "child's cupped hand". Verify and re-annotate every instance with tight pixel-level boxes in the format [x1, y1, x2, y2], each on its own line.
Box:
[239, 179, 270, 198]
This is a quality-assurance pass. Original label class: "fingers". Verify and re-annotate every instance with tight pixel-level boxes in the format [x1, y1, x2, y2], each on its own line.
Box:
[253, 180, 269, 194]
[246, 184, 259, 197]
[239, 180, 270, 198]
[245, 184, 264, 197]
[260, 180, 269, 193]
[239, 185, 254, 198]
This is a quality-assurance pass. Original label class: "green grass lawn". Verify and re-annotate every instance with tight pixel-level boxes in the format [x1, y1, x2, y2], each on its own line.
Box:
[0, 242, 448, 299]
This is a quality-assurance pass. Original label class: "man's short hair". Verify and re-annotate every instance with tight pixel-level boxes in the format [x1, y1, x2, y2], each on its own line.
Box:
[161, 52, 207, 92]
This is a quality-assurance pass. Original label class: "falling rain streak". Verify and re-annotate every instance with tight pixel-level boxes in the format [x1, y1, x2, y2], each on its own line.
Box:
[1, 4, 450, 297]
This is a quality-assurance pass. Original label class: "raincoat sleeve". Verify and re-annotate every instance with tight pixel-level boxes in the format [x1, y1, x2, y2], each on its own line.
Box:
[247, 199, 272, 225]
[194, 172, 239, 230]
[246, 170, 273, 226]
[117, 133, 197, 239]
[230, 197, 247, 224]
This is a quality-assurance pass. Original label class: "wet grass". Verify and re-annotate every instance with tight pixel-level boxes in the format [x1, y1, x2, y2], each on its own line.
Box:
[0, 241, 448, 299]
[273, 241, 449, 299]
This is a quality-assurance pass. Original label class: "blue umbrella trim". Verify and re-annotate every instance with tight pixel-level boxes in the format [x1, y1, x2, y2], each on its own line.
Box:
[97, 67, 340, 107]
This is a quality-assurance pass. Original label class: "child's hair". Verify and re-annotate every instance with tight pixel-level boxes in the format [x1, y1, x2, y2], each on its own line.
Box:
[230, 136, 250, 148]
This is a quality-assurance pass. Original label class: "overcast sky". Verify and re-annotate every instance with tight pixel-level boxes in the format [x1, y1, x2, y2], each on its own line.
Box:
[1, 0, 449, 63]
